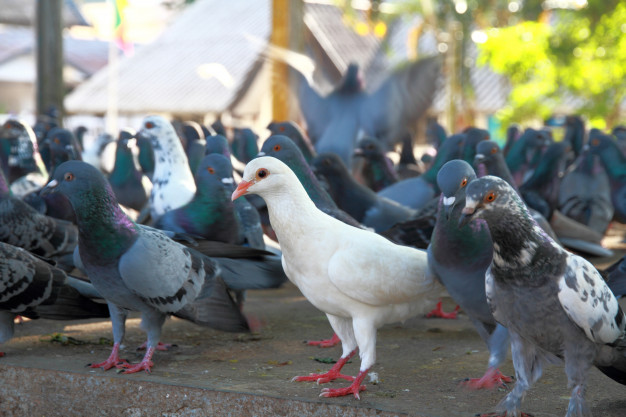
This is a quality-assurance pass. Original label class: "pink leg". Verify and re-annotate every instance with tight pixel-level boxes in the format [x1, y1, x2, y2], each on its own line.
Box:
[0, 352, 5, 358]
[137, 341, 172, 351]
[478, 413, 533, 417]
[89, 343, 128, 370]
[306, 333, 340, 348]
[461, 367, 514, 390]
[426, 300, 460, 319]
[320, 368, 369, 399]
[292, 349, 357, 384]
[118, 347, 155, 374]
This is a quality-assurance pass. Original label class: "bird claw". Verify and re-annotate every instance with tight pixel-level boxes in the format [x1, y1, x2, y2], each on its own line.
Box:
[117, 359, 154, 374]
[461, 369, 514, 390]
[305, 333, 340, 348]
[476, 413, 533, 417]
[319, 384, 366, 399]
[426, 301, 460, 319]
[89, 357, 129, 371]
[292, 371, 354, 384]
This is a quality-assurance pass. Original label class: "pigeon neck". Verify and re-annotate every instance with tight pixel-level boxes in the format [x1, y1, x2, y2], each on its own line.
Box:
[489, 208, 558, 272]
[0, 166, 10, 197]
[263, 178, 319, 241]
[109, 148, 140, 185]
[188, 185, 233, 225]
[152, 140, 192, 180]
[296, 164, 338, 208]
[73, 186, 139, 262]
[593, 142, 626, 181]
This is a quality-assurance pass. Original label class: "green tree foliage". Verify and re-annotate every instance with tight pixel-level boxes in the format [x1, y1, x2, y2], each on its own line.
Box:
[478, 1, 626, 128]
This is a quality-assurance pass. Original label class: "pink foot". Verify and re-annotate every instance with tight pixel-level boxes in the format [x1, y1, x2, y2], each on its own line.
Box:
[14, 316, 24, 324]
[478, 413, 533, 417]
[461, 367, 514, 390]
[118, 347, 155, 374]
[89, 343, 128, 370]
[137, 341, 172, 351]
[0, 352, 5, 358]
[319, 369, 368, 399]
[292, 349, 356, 384]
[426, 301, 460, 319]
[306, 333, 340, 348]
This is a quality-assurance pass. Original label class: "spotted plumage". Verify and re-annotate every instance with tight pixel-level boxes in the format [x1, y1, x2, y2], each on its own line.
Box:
[460, 175, 626, 417]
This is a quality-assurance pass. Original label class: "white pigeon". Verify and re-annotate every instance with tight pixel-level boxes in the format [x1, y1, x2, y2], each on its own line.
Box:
[137, 115, 196, 221]
[232, 156, 442, 399]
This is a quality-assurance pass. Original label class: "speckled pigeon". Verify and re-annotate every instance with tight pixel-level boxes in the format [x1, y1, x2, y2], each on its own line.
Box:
[460, 175, 626, 417]
[42, 160, 289, 373]
[428, 160, 511, 388]
[0, 162, 77, 267]
[138, 115, 196, 221]
[312, 152, 416, 232]
[0, 241, 109, 357]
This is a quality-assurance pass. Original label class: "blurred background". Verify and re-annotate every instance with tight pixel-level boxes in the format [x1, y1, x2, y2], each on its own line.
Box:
[0, 0, 623, 145]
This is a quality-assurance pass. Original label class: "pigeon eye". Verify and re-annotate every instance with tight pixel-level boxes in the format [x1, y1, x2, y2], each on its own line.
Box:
[460, 178, 468, 188]
[279, 126, 285, 132]
[207, 166, 215, 174]
[54, 138, 60, 145]
[256, 168, 269, 179]
[145, 122, 155, 129]
[591, 138, 599, 146]
[484, 192, 497, 203]
[64, 172, 74, 182]
[367, 144, 375, 150]
[273, 144, 281, 152]
[491, 147, 498, 154]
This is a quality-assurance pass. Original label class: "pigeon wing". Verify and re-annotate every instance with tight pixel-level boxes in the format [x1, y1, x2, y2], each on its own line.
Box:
[360, 56, 441, 146]
[118, 228, 206, 313]
[557, 254, 626, 345]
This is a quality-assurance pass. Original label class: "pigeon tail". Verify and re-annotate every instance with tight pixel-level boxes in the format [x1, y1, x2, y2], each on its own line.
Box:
[173, 276, 250, 333]
[27, 285, 109, 321]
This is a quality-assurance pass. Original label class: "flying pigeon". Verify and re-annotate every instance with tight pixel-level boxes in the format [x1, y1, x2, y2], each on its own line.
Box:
[312, 152, 416, 233]
[428, 160, 511, 388]
[40, 160, 289, 373]
[460, 175, 626, 417]
[0, 241, 109, 357]
[232, 156, 442, 398]
[137, 115, 196, 221]
[265, 44, 440, 168]
[108, 129, 152, 212]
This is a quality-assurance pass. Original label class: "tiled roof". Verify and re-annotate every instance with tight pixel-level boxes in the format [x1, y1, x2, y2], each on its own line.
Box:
[65, 0, 269, 115]
[0, 0, 89, 27]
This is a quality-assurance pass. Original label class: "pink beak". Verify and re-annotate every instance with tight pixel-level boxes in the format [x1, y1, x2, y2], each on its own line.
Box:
[232, 180, 253, 201]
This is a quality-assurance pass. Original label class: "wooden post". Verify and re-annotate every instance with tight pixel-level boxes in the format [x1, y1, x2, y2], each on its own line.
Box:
[36, 0, 64, 125]
[271, 0, 303, 122]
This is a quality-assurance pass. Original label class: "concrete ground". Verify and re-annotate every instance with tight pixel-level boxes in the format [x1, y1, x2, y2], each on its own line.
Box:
[1, 233, 626, 416]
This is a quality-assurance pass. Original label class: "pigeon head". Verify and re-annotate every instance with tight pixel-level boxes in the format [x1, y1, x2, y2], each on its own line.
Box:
[586, 132, 616, 154]
[196, 153, 235, 190]
[138, 115, 176, 151]
[437, 159, 476, 220]
[473, 140, 502, 176]
[354, 137, 385, 159]
[267, 121, 305, 139]
[311, 153, 349, 181]
[232, 156, 294, 201]
[44, 128, 82, 164]
[259, 135, 307, 165]
[459, 176, 524, 228]
[205, 134, 231, 158]
[42, 160, 113, 201]
[337, 63, 363, 94]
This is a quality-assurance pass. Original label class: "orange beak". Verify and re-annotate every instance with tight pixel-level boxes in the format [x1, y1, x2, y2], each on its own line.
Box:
[232, 180, 253, 201]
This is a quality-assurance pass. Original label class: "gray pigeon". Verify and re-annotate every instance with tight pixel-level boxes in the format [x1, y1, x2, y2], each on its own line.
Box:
[460, 175, 626, 417]
[41, 161, 288, 373]
[428, 160, 511, 388]
[0, 241, 109, 356]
